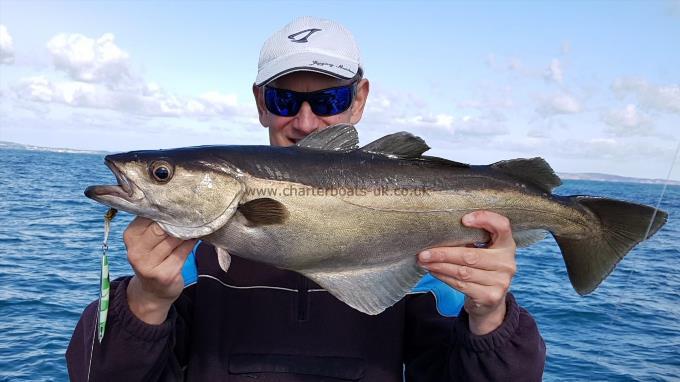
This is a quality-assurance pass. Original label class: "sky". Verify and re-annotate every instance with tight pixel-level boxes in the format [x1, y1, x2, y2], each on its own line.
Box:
[0, 0, 679, 180]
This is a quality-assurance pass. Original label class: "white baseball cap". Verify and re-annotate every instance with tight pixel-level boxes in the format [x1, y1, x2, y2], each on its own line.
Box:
[255, 16, 362, 86]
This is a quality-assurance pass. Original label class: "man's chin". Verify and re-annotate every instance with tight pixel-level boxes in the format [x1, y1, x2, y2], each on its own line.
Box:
[270, 137, 297, 147]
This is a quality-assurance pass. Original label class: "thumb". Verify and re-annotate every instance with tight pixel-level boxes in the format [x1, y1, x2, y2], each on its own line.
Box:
[462, 211, 515, 249]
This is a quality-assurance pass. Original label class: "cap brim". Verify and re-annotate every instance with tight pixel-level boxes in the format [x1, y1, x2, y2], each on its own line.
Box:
[255, 51, 360, 86]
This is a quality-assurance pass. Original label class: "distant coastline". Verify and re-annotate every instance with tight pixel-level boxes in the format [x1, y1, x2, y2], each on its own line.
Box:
[2, 140, 678, 185]
[557, 172, 680, 186]
[0, 141, 111, 155]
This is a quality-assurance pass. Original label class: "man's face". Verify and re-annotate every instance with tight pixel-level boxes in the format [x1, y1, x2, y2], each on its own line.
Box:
[253, 71, 369, 147]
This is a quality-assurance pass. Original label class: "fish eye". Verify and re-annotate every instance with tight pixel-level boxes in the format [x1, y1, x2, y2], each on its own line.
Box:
[150, 161, 174, 183]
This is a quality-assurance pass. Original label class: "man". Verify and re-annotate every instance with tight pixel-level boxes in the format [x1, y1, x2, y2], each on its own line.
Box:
[67, 16, 545, 381]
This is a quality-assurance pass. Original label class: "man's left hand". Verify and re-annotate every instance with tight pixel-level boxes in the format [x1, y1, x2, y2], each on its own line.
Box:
[417, 210, 517, 335]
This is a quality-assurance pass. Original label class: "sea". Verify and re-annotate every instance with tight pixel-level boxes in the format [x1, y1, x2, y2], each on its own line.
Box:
[0, 148, 678, 381]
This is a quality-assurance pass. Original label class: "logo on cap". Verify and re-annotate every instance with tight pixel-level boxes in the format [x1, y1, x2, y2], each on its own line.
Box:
[288, 28, 322, 43]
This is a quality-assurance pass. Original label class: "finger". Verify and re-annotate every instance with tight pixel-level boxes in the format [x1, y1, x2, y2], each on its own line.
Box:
[430, 271, 507, 307]
[128, 236, 183, 272]
[429, 271, 488, 297]
[139, 222, 172, 250]
[420, 262, 505, 287]
[418, 247, 514, 273]
[123, 217, 154, 239]
[152, 239, 198, 282]
[151, 235, 184, 256]
[462, 211, 515, 249]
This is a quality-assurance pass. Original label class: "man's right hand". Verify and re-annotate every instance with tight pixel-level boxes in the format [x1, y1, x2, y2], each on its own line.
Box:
[124, 217, 198, 325]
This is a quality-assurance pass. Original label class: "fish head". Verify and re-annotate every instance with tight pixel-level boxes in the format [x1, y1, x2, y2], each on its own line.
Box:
[85, 148, 245, 239]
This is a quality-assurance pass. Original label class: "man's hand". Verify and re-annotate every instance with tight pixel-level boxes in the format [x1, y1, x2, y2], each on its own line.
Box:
[124, 217, 198, 325]
[417, 211, 517, 335]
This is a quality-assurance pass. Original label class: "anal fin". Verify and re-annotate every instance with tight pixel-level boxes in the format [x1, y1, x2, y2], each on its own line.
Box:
[302, 256, 427, 315]
[513, 229, 547, 247]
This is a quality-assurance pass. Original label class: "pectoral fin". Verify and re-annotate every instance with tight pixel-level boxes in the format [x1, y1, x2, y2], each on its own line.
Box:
[237, 198, 289, 226]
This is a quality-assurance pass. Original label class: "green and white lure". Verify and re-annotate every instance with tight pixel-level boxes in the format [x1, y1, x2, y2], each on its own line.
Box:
[98, 208, 117, 342]
[87, 208, 117, 381]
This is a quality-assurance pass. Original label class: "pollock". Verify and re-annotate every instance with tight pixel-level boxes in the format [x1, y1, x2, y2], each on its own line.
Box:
[85, 124, 668, 315]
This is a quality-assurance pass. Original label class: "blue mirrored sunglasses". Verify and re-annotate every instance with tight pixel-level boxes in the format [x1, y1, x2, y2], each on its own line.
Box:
[264, 83, 356, 117]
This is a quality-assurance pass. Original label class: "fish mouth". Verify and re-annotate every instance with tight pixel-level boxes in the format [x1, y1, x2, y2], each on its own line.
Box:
[84, 159, 135, 200]
[105, 159, 134, 196]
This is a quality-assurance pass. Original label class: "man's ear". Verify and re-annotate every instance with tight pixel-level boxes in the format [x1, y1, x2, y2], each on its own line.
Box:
[350, 79, 369, 125]
[253, 83, 267, 126]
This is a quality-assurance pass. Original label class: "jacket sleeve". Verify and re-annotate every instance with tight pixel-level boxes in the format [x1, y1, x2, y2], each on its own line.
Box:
[404, 292, 546, 382]
[65, 276, 194, 382]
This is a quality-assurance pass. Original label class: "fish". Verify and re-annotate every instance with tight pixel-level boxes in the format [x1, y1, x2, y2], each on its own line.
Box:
[84, 124, 668, 315]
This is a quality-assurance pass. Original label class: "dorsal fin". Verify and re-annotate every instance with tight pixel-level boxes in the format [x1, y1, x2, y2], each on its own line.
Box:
[360, 132, 430, 158]
[419, 155, 470, 168]
[491, 157, 562, 193]
[296, 123, 358, 152]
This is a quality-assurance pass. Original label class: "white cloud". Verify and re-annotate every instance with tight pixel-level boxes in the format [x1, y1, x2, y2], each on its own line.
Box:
[495, 135, 674, 163]
[388, 112, 508, 140]
[485, 53, 497, 68]
[536, 93, 582, 117]
[457, 95, 514, 110]
[200, 92, 238, 107]
[488, 135, 545, 153]
[668, 0, 680, 17]
[12, 75, 254, 119]
[364, 88, 427, 117]
[561, 41, 571, 55]
[363, 88, 508, 141]
[0, 25, 14, 64]
[392, 113, 454, 129]
[487, 54, 568, 84]
[507, 57, 523, 72]
[456, 112, 508, 136]
[47, 33, 131, 85]
[554, 138, 626, 160]
[7, 31, 257, 122]
[526, 128, 550, 139]
[365, 93, 392, 113]
[612, 78, 680, 114]
[601, 104, 653, 136]
[552, 137, 674, 161]
[544, 58, 563, 84]
[456, 83, 516, 112]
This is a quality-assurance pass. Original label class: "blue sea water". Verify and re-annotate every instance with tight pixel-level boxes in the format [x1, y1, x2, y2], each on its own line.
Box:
[0, 148, 678, 381]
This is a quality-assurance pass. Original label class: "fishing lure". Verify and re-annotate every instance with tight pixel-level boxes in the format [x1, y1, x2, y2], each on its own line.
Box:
[98, 208, 117, 343]
[87, 208, 117, 381]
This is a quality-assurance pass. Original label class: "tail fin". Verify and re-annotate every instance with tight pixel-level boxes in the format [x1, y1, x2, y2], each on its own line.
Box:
[555, 196, 667, 295]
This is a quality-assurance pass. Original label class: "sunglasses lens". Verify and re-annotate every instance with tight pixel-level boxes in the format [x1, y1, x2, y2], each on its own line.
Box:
[265, 88, 301, 117]
[310, 86, 353, 116]
[264, 84, 355, 117]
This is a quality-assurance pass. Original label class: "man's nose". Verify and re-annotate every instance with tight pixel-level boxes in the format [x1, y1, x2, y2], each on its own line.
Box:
[293, 102, 321, 134]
